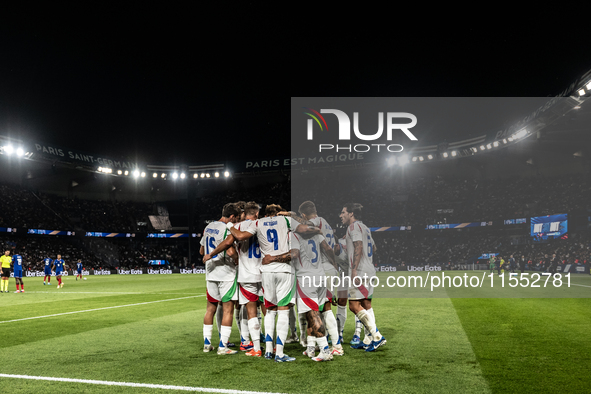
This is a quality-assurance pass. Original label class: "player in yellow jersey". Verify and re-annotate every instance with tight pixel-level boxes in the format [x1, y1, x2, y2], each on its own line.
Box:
[1, 250, 12, 293]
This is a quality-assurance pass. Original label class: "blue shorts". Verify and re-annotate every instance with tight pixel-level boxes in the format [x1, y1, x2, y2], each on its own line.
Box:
[56, 271, 63, 276]
[45, 269, 52, 275]
[77, 269, 82, 274]
[13, 270, 23, 278]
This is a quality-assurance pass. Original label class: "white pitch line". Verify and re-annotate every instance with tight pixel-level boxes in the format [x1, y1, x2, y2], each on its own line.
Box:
[0, 295, 204, 324]
[0, 374, 284, 394]
[570, 283, 591, 288]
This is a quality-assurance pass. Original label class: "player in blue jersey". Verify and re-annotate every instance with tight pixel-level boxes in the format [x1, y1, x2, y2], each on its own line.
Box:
[75, 259, 83, 280]
[52, 255, 65, 288]
[42, 257, 53, 285]
[12, 251, 25, 293]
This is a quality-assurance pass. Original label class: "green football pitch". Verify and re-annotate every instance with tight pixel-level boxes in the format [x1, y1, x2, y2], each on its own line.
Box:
[0, 272, 590, 393]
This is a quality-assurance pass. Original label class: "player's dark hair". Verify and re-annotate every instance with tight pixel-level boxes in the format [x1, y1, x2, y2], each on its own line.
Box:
[298, 201, 317, 216]
[244, 201, 260, 217]
[265, 204, 284, 217]
[235, 201, 246, 212]
[343, 203, 363, 220]
[222, 203, 241, 219]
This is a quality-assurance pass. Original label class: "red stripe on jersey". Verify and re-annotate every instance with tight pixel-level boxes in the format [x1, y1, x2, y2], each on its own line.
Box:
[296, 282, 319, 311]
[239, 284, 259, 302]
[358, 284, 369, 298]
[206, 290, 220, 303]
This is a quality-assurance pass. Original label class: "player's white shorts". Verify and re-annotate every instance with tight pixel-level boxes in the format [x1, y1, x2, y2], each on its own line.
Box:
[239, 282, 262, 305]
[296, 276, 327, 314]
[348, 274, 374, 301]
[261, 272, 295, 308]
[206, 280, 238, 303]
[323, 266, 338, 300]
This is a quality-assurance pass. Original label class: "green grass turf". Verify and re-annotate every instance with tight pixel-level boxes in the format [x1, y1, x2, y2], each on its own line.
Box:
[0, 272, 589, 393]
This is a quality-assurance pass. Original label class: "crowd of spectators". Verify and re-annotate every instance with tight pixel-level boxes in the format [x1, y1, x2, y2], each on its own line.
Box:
[1, 168, 590, 271]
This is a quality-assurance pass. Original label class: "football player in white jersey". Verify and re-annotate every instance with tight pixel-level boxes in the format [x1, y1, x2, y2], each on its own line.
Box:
[199, 203, 241, 355]
[341, 203, 386, 352]
[204, 201, 264, 357]
[290, 231, 333, 361]
[297, 201, 344, 355]
[229, 204, 319, 362]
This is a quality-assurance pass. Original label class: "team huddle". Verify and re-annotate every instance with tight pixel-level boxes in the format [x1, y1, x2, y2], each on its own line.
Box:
[0, 250, 85, 293]
[200, 200, 386, 362]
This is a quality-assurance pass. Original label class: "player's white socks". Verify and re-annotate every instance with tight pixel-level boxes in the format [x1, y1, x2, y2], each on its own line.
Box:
[354, 315, 363, 337]
[240, 306, 250, 344]
[248, 317, 261, 351]
[219, 325, 232, 349]
[306, 335, 316, 357]
[322, 310, 341, 347]
[357, 309, 382, 341]
[275, 310, 289, 357]
[336, 305, 347, 338]
[203, 324, 213, 347]
[316, 335, 330, 355]
[264, 310, 277, 354]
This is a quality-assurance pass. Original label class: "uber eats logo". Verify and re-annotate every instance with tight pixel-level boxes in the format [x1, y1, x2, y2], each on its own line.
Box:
[303, 108, 417, 153]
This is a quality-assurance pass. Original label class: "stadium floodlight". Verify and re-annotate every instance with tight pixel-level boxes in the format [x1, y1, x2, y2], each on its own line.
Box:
[419, 156, 424, 161]
[214, 172, 219, 177]
[16, 148, 24, 157]
[427, 154, 433, 160]
[140, 172, 146, 178]
[480, 145, 485, 151]
[3, 145, 14, 155]
[172, 172, 178, 179]
[493, 141, 499, 147]
[153, 172, 158, 178]
[386, 157, 396, 167]
[124, 170, 129, 176]
[486, 144, 492, 150]
[502, 139, 507, 144]
[206, 173, 211, 178]
[451, 151, 457, 157]
[117, 170, 122, 175]
[98, 167, 102, 172]
[442, 152, 448, 158]
[180, 173, 186, 179]
[471, 147, 477, 153]
[161, 173, 166, 178]
[578, 89, 586, 96]
[193, 173, 198, 179]
[224, 171, 230, 177]
[587, 81, 591, 90]
[399, 154, 409, 166]
[514, 129, 528, 139]
[132, 170, 140, 178]
[200, 173, 205, 178]
[412, 156, 418, 162]
[508, 137, 514, 142]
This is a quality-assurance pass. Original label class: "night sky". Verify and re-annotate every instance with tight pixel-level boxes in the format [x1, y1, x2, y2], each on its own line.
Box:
[2, 7, 591, 166]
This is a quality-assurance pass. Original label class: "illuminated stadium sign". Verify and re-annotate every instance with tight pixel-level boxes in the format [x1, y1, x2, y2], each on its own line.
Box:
[504, 218, 526, 225]
[85, 232, 134, 238]
[28, 229, 74, 236]
[0, 227, 16, 233]
[530, 214, 568, 242]
[426, 221, 493, 230]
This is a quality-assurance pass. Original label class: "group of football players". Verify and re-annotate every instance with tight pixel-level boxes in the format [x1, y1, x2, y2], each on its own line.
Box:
[200, 200, 386, 362]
